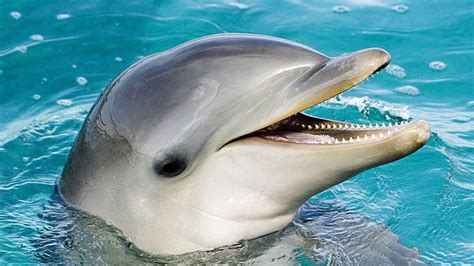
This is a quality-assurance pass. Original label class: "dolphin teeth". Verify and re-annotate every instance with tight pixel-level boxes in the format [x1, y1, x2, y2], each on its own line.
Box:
[333, 124, 337, 128]
[356, 136, 361, 142]
[371, 134, 376, 139]
[375, 123, 379, 128]
[307, 125, 313, 130]
[338, 124, 343, 129]
[389, 122, 393, 127]
[379, 132, 384, 138]
[321, 124, 326, 129]
[350, 124, 355, 129]
[342, 138, 347, 143]
[301, 124, 306, 129]
[362, 124, 367, 128]
[364, 135, 369, 141]
[314, 124, 320, 129]
[369, 124, 373, 128]
[335, 139, 339, 144]
[356, 124, 362, 129]
[327, 124, 332, 129]
[344, 124, 349, 129]
[382, 122, 386, 128]
[349, 137, 354, 143]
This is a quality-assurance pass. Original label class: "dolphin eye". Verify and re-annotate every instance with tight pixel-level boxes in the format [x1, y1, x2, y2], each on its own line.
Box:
[154, 157, 187, 177]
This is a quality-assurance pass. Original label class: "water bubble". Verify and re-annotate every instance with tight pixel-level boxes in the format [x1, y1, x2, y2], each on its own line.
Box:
[392, 5, 409, 13]
[42, 77, 48, 82]
[227, 1, 249, 9]
[10, 11, 21, 19]
[30, 34, 44, 41]
[394, 85, 420, 96]
[76, 76, 88, 85]
[17, 45, 28, 54]
[71, 64, 77, 69]
[385, 64, 406, 78]
[56, 13, 71, 20]
[429, 61, 447, 71]
[115, 57, 123, 62]
[32, 94, 41, 100]
[22, 157, 30, 162]
[57, 99, 73, 106]
[332, 6, 350, 13]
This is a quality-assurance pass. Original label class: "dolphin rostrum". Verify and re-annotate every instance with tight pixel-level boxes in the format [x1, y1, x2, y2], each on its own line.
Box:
[59, 33, 430, 255]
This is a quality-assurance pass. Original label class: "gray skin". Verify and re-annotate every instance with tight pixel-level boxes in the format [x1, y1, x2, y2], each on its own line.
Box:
[59, 33, 430, 255]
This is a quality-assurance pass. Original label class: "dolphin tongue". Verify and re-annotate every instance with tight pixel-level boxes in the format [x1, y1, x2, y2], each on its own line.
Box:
[260, 131, 336, 144]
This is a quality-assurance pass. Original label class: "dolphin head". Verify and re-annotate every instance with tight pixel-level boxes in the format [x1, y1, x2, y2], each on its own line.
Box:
[59, 34, 430, 254]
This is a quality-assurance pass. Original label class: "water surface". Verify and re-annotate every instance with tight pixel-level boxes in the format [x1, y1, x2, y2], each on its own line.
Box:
[0, 0, 473, 264]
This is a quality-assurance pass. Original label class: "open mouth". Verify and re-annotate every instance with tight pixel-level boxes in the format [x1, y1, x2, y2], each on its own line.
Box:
[238, 58, 413, 146]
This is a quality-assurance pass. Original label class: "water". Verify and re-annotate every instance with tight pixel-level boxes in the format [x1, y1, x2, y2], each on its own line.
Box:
[0, 0, 472, 264]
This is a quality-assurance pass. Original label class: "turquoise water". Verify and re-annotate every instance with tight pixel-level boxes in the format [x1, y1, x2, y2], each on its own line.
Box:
[1, 0, 473, 264]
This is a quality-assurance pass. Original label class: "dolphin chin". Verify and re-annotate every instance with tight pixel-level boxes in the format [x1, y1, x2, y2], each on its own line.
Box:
[59, 33, 430, 255]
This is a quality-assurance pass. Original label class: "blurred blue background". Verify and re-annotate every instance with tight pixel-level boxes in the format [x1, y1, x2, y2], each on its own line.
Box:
[0, 0, 472, 263]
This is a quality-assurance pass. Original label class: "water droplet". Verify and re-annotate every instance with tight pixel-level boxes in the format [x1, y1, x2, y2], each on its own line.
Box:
[17, 45, 28, 54]
[57, 99, 73, 106]
[76, 76, 88, 85]
[10, 11, 21, 19]
[385, 64, 406, 78]
[392, 5, 409, 13]
[32, 94, 41, 100]
[115, 57, 123, 62]
[227, 1, 249, 9]
[30, 34, 44, 41]
[71, 64, 77, 69]
[56, 13, 71, 20]
[332, 6, 350, 13]
[394, 85, 420, 96]
[429, 61, 447, 71]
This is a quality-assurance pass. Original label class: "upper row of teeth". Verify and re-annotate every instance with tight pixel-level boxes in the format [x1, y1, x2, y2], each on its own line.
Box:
[298, 121, 410, 130]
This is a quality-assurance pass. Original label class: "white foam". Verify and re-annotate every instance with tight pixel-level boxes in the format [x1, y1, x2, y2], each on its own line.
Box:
[394, 85, 420, 96]
[332, 6, 350, 13]
[76, 76, 88, 85]
[385, 65, 406, 79]
[10, 11, 21, 20]
[56, 13, 71, 20]
[57, 99, 73, 106]
[30, 34, 44, 41]
[392, 5, 409, 13]
[325, 95, 411, 120]
[429, 61, 447, 71]
[16, 46, 28, 54]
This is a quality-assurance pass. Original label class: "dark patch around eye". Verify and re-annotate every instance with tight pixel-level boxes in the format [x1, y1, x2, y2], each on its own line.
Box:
[154, 157, 187, 177]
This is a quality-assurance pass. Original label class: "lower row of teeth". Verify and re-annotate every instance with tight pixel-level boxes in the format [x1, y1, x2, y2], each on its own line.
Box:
[298, 121, 410, 130]
[322, 131, 392, 144]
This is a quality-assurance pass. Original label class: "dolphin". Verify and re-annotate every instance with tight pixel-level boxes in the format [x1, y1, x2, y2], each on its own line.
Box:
[59, 33, 430, 255]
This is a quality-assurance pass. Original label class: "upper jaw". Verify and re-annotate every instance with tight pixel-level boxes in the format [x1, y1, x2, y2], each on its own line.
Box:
[222, 48, 392, 147]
